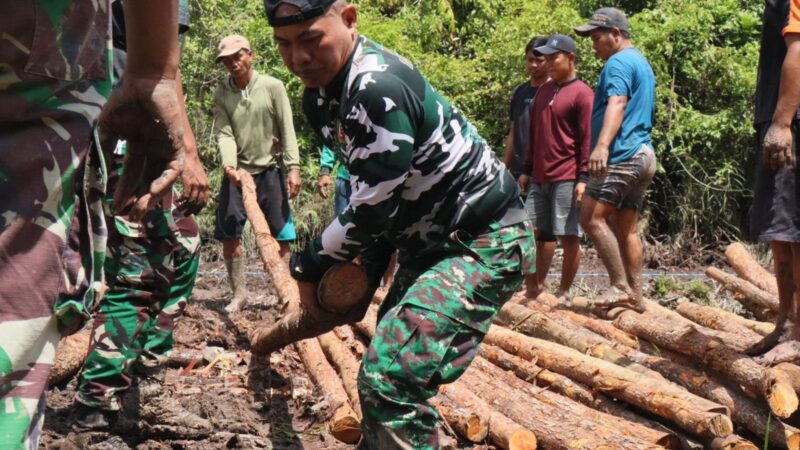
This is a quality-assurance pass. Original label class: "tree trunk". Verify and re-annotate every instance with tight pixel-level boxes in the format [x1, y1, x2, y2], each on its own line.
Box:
[628, 334, 800, 449]
[775, 363, 800, 397]
[240, 171, 373, 355]
[725, 242, 779, 296]
[676, 302, 773, 337]
[317, 332, 362, 418]
[333, 326, 367, 358]
[613, 309, 798, 419]
[353, 303, 379, 339]
[475, 357, 681, 449]
[706, 267, 778, 318]
[461, 359, 665, 449]
[524, 299, 639, 348]
[49, 330, 91, 385]
[438, 383, 537, 450]
[485, 325, 734, 439]
[428, 394, 489, 443]
[496, 302, 665, 380]
[294, 338, 361, 443]
[709, 435, 759, 450]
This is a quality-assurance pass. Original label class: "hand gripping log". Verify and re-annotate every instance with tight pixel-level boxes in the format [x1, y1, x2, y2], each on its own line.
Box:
[237, 170, 373, 355]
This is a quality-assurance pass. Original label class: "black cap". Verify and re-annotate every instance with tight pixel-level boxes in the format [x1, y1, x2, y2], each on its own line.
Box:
[264, 0, 336, 27]
[535, 34, 577, 55]
[574, 7, 629, 36]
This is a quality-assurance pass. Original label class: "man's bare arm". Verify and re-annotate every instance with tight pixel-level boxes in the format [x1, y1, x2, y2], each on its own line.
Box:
[502, 124, 515, 168]
[588, 95, 627, 177]
[763, 35, 800, 170]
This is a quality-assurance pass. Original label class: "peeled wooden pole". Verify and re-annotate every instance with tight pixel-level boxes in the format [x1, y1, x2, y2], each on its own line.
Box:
[725, 242, 779, 296]
[295, 338, 361, 443]
[317, 332, 362, 418]
[438, 383, 537, 450]
[709, 435, 759, 450]
[353, 302, 379, 339]
[775, 363, 800, 397]
[461, 360, 659, 449]
[49, 330, 91, 385]
[485, 325, 734, 439]
[706, 267, 779, 317]
[613, 308, 798, 419]
[428, 395, 489, 443]
[333, 326, 367, 358]
[239, 171, 372, 355]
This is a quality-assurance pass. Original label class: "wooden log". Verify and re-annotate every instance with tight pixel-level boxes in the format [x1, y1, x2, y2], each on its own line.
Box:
[240, 171, 373, 355]
[49, 330, 91, 385]
[333, 326, 367, 358]
[629, 336, 800, 449]
[676, 302, 764, 345]
[496, 302, 665, 380]
[775, 363, 800, 397]
[725, 242, 779, 296]
[524, 300, 639, 348]
[353, 303, 378, 339]
[428, 394, 489, 443]
[294, 338, 360, 443]
[485, 325, 734, 439]
[474, 357, 680, 449]
[613, 309, 798, 419]
[709, 435, 759, 450]
[479, 344, 606, 410]
[438, 383, 537, 450]
[317, 332, 362, 418]
[706, 267, 778, 317]
[461, 360, 662, 449]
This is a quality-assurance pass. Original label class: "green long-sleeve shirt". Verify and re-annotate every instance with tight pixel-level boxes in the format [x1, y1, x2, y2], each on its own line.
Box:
[213, 70, 300, 174]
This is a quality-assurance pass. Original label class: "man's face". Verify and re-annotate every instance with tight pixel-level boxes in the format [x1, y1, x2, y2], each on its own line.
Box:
[273, 4, 357, 88]
[525, 51, 548, 80]
[590, 28, 617, 61]
[546, 52, 573, 83]
[220, 49, 254, 80]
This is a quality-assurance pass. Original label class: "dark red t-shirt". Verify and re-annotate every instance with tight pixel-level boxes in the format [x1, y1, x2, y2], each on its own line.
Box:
[524, 79, 594, 184]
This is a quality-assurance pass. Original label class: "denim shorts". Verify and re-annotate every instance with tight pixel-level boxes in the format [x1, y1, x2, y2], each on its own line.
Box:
[586, 145, 656, 211]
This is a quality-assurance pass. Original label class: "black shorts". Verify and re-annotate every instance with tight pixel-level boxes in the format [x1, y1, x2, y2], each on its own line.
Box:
[214, 167, 296, 241]
[750, 121, 800, 243]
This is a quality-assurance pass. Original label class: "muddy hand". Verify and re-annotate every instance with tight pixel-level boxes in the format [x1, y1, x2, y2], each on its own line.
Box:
[100, 76, 184, 221]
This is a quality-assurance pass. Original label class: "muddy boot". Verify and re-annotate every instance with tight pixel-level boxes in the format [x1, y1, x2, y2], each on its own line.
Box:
[224, 257, 248, 313]
[134, 371, 212, 438]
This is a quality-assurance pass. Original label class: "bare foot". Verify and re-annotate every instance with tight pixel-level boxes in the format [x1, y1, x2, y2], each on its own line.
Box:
[590, 286, 641, 310]
[753, 340, 800, 366]
[745, 320, 791, 356]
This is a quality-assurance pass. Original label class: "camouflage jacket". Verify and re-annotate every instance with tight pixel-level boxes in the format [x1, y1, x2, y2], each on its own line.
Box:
[302, 37, 519, 282]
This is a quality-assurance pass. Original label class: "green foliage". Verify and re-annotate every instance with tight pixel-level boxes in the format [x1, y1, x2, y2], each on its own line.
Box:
[182, 0, 765, 248]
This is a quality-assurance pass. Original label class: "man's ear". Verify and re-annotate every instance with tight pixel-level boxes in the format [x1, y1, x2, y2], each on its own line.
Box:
[341, 4, 357, 29]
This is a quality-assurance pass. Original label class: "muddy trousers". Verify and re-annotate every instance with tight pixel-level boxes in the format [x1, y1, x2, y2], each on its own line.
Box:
[76, 233, 199, 411]
[357, 222, 534, 450]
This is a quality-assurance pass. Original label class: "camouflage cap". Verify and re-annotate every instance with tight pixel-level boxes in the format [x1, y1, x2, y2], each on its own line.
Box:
[215, 35, 251, 62]
[264, 0, 337, 27]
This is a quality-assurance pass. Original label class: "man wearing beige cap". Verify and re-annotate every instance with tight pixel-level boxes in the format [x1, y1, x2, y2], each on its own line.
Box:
[213, 34, 302, 313]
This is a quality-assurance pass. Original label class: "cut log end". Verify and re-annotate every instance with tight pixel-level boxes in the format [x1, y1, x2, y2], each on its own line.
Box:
[465, 415, 490, 442]
[508, 429, 538, 450]
[318, 262, 370, 314]
[707, 413, 735, 438]
[788, 433, 800, 450]
[330, 406, 362, 443]
[767, 368, 800, 418]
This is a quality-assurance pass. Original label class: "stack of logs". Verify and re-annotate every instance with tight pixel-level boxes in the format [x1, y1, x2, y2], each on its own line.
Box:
[297, 242, 800, 449]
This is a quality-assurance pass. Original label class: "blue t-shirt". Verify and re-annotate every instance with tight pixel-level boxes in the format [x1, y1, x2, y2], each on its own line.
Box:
[590, 48, 656, 164]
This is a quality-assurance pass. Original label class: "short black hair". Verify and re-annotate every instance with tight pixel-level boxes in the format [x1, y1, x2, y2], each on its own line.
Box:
[525, 36, 548, 55]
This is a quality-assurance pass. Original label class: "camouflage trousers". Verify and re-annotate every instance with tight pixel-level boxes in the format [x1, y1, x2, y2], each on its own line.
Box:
[75, 229, 200, 411]
[358, 221, 535, 450]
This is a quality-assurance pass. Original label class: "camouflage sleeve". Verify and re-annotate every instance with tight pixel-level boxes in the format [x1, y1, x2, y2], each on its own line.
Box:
[213, 87, 238, 169]
[302, 74, 416, 277]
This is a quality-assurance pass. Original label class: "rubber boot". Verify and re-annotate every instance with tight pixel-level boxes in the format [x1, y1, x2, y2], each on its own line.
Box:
[224, 257, 248, 313]
[119, 368, 212, 438]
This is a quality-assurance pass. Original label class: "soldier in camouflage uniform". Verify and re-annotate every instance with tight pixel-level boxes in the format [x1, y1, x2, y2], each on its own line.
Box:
[267, 1, 536, 448]
[73, 0, 210, 433]
[0, 1, 188, 448]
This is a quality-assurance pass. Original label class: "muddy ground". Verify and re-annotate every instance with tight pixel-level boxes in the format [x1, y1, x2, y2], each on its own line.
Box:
[40, 242, 751, 449]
